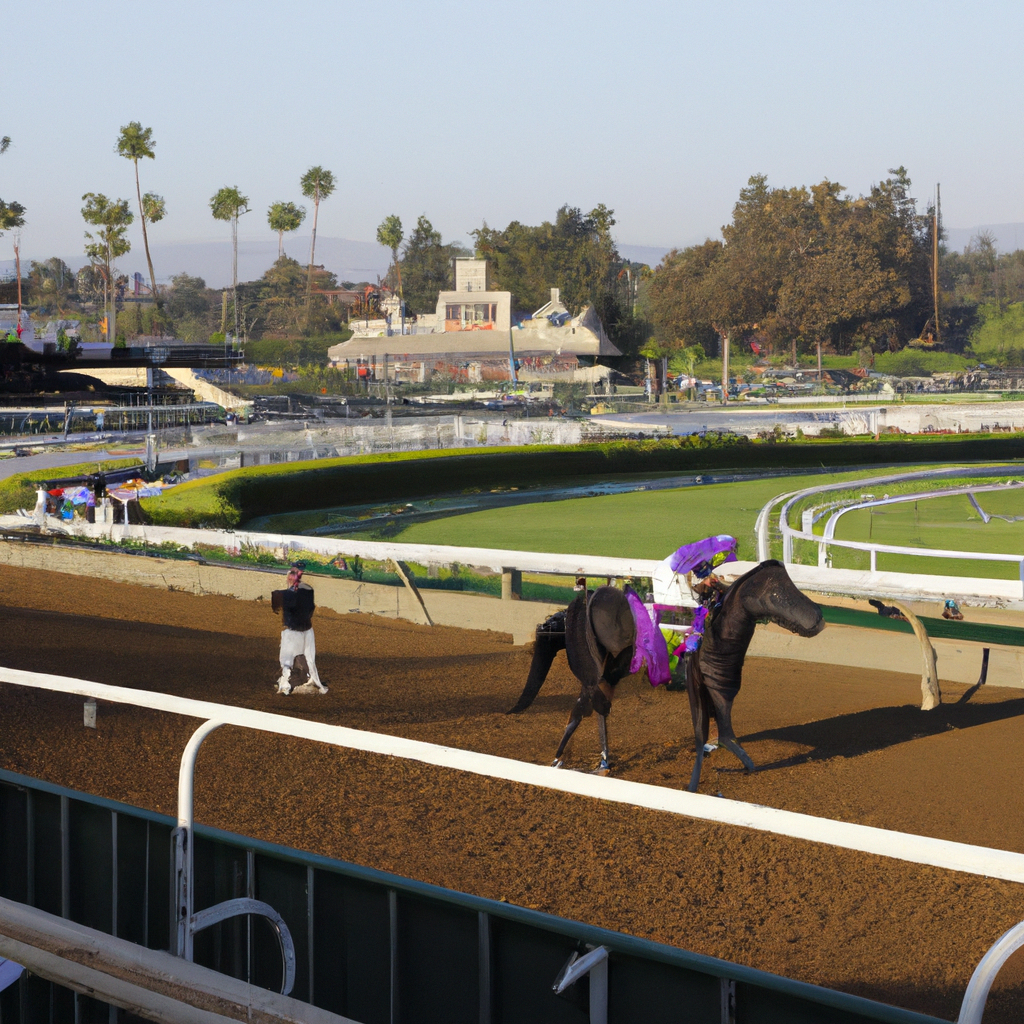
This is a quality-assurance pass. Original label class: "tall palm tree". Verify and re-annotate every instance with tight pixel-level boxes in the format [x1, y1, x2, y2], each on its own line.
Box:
[376, 215, 404, 299]
[210, 187, 250, 340]
[0, 199, 26, 321]
[81, 194, 133, 343]
[267, 201, 306, 258]
[115, 122, 162, 302]
[299, 166, 336, 309]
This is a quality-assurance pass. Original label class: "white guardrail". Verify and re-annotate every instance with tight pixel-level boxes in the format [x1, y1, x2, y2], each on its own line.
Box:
[756, 466, 1024, 602]
[2, 665, 1023, 1024]
[3, 665, 1024, 885]
[6, 513, 1023, 609]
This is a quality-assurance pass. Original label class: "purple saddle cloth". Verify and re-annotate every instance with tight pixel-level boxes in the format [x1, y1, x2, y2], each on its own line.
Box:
[626, 590, 671, 686]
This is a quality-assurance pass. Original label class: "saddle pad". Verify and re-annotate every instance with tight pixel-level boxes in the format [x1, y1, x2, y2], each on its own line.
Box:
[626, 590, 671, 686]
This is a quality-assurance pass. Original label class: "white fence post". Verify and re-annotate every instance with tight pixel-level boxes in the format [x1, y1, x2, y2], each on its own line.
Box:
[958, 919, 1024, 1024]
[174, 720, 224, 961]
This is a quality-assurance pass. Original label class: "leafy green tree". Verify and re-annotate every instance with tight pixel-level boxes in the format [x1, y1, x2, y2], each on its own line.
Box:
[0, 198, 26, 319]
[399, 215, 470, 313]
[472, 204, 619, 314]
[268, 201, 306, 258]
[116, 122, 163, 302]
[300, 166, 336, 308]
[0, 199, 25, 238]
[648, 170, 935, 369]
[376, 214, 404, 306]
[81, 193, 133, 343]
[28, 257, 75, 312]
[210, 186, 250, 339]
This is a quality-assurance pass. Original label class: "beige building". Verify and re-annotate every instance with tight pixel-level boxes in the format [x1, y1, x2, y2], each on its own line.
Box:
[328, 258, 620, 382]
[434, 258, 512, 334]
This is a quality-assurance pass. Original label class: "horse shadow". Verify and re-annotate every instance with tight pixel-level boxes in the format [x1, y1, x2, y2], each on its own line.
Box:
[731, 694, 1024, 773]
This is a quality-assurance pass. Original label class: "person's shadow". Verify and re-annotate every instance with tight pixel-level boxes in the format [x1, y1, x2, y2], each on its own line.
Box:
[731, 692, 1024, 773]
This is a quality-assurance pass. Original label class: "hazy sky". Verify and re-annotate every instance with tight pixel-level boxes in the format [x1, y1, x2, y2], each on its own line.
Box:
[3, 0, 1023, 277]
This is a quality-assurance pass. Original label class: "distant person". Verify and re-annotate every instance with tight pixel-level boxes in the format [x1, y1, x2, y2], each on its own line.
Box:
[32, 487, 47, 528]
[271, 562, 328, 695]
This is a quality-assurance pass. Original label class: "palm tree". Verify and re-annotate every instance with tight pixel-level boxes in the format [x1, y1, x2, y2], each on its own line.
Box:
[81, 194, 133, 343]
[115, 122, 162, 302]
[209, 186, 250, 340]
[267, 201, 306, 258]
[0, 199, 26, 321]
[299, 166, 336, 308]
[376, 215, 404, 327]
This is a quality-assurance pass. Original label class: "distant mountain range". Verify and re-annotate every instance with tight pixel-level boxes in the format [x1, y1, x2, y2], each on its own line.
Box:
[3, 224, 1022, 291]
[146, 235, 393, 289]
[943, 223, 1024, 254]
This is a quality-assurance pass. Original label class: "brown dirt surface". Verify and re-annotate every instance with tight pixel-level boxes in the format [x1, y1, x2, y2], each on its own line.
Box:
[1, 562, 1024, 1021]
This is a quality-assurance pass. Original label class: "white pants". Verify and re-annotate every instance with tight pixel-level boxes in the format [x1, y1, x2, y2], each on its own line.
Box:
[278, 628, 323, 690]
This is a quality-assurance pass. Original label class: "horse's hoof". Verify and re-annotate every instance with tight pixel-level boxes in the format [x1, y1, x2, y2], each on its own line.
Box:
[703, 742, 718, 754]
[552, 758, 563, 769]
[592, 761, 610, 776]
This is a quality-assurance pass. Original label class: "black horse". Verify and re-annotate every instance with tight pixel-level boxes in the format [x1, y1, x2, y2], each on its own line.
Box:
[508, 560, 824, 790]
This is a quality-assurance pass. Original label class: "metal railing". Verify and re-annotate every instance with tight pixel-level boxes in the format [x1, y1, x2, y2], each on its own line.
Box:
[757, 466, 1024, 596]
[1, 667, 1019, 1022]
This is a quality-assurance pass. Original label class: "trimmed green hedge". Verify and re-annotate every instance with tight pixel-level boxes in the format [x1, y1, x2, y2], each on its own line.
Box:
[141, 433, 1024, 529]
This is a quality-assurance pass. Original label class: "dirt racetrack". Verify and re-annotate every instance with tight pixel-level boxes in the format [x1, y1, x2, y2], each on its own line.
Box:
[1, 562, 1024, 1021]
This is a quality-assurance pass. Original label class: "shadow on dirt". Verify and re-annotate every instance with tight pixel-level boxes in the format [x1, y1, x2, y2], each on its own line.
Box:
[738, 695, 1024, 773]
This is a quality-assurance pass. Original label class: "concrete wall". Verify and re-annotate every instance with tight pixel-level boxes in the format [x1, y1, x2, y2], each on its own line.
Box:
[0, 539, 559, 645]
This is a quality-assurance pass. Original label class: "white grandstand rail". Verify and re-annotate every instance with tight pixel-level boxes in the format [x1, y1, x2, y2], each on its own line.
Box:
[4, 666, 1024, 887]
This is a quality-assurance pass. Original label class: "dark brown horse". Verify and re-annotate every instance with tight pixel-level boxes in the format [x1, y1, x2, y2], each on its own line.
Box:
[508, 561, 824, 790]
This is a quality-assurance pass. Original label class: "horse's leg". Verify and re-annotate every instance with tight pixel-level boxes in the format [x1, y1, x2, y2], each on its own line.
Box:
[709, 689, 755, 773]
[509, 624, 566, 714]
[594, 680, 614, 774]
[552, 694, 588, 767]
[685, 684, 710, 793]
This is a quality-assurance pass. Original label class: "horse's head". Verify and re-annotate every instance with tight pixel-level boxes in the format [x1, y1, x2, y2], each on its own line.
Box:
[736, 560, 825, 637]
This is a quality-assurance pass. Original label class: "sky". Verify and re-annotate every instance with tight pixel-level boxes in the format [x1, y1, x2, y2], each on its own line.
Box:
[3, 0, 1023, 287]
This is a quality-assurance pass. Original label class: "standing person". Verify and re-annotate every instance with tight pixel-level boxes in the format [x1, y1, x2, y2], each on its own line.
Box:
[271, 562, 328, 695]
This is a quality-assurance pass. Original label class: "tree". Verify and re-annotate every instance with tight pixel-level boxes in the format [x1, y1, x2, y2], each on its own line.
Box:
[268, 201, 306, 258]
[28, 257, 75, 312]
[399, 215, 470, 313]
[647, 170, 935, 374]
[210, 186, 250, 340]
[376, 214, 404, 309]
[472, 204, 619, 314]
[81, 194, 132, 343]
[116, 122, 163, 302]
[299, 166, 336, 308]
[0, 199, 26, 320]
[0, 136, 9, 155]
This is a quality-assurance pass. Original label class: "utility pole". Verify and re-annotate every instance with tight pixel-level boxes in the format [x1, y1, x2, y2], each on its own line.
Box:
[932, 184, 941, 347]
[722, 331, 730, 405]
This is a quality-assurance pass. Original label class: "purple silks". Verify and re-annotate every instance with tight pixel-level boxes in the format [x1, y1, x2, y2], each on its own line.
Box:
[627, 589, 671, 687]
[665, 535, 738, 577]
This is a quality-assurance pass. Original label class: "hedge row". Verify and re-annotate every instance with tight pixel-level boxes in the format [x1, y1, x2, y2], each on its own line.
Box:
[140, 433, 1024, 529]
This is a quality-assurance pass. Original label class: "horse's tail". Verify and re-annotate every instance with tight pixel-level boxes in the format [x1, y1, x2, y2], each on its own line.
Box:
[508, 611, 566, 714]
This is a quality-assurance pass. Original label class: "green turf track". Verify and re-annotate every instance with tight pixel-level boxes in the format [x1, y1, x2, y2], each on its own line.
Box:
[388, 470, 895, 561]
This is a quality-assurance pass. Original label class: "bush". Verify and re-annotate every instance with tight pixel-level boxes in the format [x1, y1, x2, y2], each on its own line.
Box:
[140, 433, 1024, 529]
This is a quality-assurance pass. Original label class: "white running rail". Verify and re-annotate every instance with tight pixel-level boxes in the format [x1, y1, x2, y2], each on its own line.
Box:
[4, 665, 1024, 886]
[756, 466, 1024, 595]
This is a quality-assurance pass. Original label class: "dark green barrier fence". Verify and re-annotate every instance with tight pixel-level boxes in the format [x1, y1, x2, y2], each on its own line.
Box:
[0, 769, 947, 1024]
[820, 605, 1024, 647]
